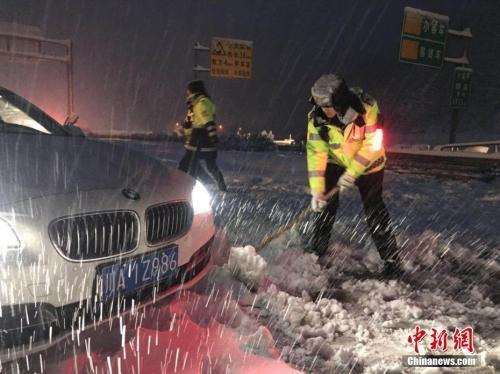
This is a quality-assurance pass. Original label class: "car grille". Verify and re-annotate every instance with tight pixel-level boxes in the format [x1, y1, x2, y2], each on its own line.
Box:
[49, 211, 139, 261]
[145, 201, 193, 245]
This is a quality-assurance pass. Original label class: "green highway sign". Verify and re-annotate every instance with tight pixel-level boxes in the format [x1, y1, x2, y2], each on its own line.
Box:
[399, 7, 449, 68]
[451, 67, 472, 108]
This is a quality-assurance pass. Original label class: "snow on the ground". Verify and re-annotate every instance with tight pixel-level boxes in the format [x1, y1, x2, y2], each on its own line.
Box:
[117, 141, 500, 372]
[227, 245, 267, 287]
[223, 229, 500, 374]
[227, 238, 500, 372]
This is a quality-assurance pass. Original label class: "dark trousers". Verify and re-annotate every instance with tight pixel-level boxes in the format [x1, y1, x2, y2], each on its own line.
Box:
[304, 163, 399, 261]
[178, 150, 226, 190]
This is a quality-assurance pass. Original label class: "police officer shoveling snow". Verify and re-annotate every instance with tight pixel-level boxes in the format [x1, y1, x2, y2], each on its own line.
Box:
[303, 73, 403, 278]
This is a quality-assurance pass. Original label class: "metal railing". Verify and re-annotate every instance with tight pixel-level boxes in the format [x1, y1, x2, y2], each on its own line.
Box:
[434, 140, 500, 154]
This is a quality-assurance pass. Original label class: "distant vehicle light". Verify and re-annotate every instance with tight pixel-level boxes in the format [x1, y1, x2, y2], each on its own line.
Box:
[192, 181, 212, 214]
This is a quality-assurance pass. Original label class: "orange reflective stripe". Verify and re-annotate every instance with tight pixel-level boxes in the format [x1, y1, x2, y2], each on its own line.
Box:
[308, 170, 325, 178]
[354, 154, 371, 167]
[365, 125, 377, 134]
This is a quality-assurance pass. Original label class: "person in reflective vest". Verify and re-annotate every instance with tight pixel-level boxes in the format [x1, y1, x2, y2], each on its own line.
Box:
[178, 80, 227, 191]
[304, 73, 402, 277]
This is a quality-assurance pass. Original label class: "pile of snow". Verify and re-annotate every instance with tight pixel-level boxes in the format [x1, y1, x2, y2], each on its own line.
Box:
[223, 237, 500, 372]
[222, 219, 500, 370]
[220, 227, 499, 370]
[266, 282, 365, 372]
[226, 244, 330, 297]
[227, 246, 267, 288]
[263, 248, 329, 297]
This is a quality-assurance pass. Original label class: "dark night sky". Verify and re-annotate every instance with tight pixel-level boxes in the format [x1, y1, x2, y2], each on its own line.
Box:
[0, 0, 499, 144]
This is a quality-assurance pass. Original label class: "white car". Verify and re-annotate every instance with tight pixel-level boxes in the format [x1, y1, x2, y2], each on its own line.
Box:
[0, 86, 215, 356]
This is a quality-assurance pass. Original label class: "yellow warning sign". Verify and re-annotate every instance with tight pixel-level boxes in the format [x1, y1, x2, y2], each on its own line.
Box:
[210, 37, 253, 79]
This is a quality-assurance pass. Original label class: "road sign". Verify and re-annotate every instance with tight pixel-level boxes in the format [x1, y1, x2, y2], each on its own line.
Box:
[210, 37, 253, 79]
[399, 7, 449, 68]
[450, 67, 472, 108]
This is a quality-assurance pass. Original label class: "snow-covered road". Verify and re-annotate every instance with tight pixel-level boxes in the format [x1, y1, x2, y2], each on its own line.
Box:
[204, 144, 500, 372]
[57, 140, 499, 373]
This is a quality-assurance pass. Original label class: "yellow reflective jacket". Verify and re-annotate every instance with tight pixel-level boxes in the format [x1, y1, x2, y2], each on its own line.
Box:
[307, 88, 386, 194]
[182, 94, 217, 152]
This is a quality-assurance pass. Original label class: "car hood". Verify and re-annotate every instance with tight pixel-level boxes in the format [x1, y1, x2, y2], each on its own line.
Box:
[0, 133, 191, 205]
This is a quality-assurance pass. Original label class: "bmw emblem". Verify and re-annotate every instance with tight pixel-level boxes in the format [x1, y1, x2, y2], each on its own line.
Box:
[122, 188, 140, 201]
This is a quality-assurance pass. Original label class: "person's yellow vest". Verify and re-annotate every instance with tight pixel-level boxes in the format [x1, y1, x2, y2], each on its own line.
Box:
[183, 94, 217, 151]
[307, 89, 386, 194]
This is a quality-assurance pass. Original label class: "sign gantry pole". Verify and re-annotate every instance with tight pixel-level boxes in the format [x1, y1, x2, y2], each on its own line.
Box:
[193, 42, 210, 80]
[0, 27, 74, 118]
[446, 29, 472, 143]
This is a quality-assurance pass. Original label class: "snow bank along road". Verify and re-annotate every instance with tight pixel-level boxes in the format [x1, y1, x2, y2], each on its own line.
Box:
[19, 141, 499, 373]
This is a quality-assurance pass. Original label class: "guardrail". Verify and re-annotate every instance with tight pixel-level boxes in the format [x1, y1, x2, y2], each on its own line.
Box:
[433, 140, 500, 154]
[386, 148, 500, 181]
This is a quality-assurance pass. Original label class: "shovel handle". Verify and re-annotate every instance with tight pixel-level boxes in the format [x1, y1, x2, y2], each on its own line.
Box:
[324, 186, 340, 201]
[255, 186, 340, 252]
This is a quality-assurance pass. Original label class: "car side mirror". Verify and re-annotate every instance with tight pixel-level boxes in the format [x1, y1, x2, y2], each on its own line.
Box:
[64, 124, 85, 137]
[63, 114, 84, 136]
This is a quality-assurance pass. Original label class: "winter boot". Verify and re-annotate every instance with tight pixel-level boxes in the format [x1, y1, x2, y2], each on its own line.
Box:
[381, 259, 405, 279]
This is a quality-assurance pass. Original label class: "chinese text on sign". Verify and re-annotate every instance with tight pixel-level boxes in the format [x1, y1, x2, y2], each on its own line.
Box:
[210, 37, 253, 79]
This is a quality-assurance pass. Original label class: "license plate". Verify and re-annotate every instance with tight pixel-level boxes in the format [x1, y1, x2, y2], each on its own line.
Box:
[98, 245, 178, 302]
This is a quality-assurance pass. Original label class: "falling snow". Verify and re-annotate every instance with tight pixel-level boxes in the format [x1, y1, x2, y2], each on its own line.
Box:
[34, 141, 495, 374]
[0, 1, 499, 371]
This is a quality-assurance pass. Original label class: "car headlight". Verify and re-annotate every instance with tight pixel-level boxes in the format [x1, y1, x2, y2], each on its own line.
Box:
[0, 218, 21, 251]
[191, 180, 212, 214]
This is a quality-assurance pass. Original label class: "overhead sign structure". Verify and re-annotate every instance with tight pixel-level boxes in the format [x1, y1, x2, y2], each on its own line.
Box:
[0, 22, 74, 117]
[450, 67, 472, 108]
[210, 37, 253, 79]
[399, 7, 449, 68]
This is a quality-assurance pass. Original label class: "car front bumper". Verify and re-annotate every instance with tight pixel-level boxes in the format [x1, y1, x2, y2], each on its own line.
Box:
[0, 235, 214, 361]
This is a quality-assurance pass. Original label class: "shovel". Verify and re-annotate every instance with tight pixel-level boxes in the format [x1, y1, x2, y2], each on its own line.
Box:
[255, 186, 340, 252]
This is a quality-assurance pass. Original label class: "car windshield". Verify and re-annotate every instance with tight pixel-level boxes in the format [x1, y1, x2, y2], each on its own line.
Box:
[0, 96, 52, 134]
[0, 89, 68, 136]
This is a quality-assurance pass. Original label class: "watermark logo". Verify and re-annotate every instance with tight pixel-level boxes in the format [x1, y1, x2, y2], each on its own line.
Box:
[407, 326, 475, 354]
[403, 355, 480, 368]
[404, 326, 479, 368]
